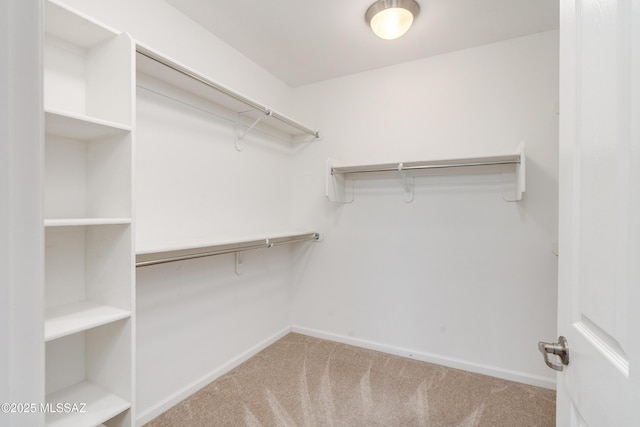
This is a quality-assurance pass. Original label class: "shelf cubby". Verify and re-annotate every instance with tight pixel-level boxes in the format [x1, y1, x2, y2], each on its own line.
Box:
[45, 225, 132, 314]
[44, 1, 132, 126]
[45, 320, 132, 427]
[44, 120, 132, 220]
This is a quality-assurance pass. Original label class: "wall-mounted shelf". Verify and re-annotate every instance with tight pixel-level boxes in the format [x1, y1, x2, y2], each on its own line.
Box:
[136, 232, 320, 273]
[327, 143, 526, 203]
[136, 44, 320, 149]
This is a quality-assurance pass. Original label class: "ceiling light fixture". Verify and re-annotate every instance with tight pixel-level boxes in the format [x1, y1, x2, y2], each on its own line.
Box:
[365, 0, 420, 40]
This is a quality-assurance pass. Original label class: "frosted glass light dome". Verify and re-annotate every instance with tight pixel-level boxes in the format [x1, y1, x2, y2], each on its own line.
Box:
[365, 0, 420, 40]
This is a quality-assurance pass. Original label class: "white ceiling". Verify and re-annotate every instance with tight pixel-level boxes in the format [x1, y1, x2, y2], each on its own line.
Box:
[164, 0, 559, 87]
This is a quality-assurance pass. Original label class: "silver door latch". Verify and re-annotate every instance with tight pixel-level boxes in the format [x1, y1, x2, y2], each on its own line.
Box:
[538, 336, 570, 371]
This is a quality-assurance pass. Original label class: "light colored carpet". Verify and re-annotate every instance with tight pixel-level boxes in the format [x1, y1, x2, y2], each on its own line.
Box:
[145, 333, 555, 426]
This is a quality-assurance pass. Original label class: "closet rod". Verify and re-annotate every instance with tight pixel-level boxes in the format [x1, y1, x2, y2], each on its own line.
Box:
[331, 155, 520, 175]
[136, 232, 320, 268]
[136, 46, 320, 139]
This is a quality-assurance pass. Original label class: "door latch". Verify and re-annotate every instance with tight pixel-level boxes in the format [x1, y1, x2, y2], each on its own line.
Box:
[538, 336, 570, 371]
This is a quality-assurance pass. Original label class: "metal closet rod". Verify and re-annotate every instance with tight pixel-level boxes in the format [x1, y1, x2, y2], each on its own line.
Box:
[136, 46, 320, 139]
[135, 232, 320, 268]
[331, 155, 521, 175]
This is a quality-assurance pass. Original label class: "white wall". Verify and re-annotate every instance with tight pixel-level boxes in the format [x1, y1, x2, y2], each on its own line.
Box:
[290, 30, 559, 388]
[1, 1, 45, 426]
[134, 71, 298, 421]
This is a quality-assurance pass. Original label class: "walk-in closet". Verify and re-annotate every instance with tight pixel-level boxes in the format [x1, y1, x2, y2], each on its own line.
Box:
[4, 0, 639, 426]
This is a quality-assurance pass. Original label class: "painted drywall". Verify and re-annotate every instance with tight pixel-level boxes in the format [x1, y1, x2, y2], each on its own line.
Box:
[1, 1, 45, 425]
[134, 71, 299, 421]
[290, 30, 559, 387]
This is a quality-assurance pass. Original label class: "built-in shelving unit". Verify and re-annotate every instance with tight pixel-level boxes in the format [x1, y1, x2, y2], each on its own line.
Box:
[136, 44, 320, 151]
[44, 1, 134, 426]
[327, 144, 526, 203]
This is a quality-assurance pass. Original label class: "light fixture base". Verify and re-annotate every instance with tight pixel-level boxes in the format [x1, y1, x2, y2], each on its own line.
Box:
[365, 0, 420, 40]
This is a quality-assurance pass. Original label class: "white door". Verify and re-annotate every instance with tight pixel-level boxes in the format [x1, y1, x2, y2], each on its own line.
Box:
[553, 0, 640, 425]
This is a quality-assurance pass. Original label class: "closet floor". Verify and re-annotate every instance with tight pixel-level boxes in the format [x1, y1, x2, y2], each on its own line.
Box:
[144, 333, 555, 426]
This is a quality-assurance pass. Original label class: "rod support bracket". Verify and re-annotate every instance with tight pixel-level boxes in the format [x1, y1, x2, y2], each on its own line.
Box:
[235, 109, 272, 151]
[398, 163, 414, 203]
[235, 252, 243, 275]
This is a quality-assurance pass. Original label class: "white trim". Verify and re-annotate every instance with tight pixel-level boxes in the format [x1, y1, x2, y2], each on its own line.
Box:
[135, 326, 291, 426]
[291, 326, 556, 391]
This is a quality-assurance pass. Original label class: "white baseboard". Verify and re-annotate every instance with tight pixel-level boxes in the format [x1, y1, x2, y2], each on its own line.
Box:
[291, 325, 556, 391]
[135, 326, 292, 426]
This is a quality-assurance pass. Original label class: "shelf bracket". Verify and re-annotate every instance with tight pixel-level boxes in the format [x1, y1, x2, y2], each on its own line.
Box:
[326, 158, 354, 203]
[502, 142, 526, 201]
[398, 163, 414, 203]
[235, 109, 272, 151]
[235, 252, 243, 275]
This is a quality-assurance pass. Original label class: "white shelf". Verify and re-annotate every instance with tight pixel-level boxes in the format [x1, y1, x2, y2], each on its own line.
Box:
[327, 143, 526, 203]
[136, 44, 320, 144]
[136, 231, 321, 268]
[45, 109, 131, 140]
[45, 301, 131, 342]
[44, 218, 132, 227]
[45, 381, 130, 427]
